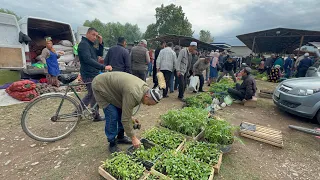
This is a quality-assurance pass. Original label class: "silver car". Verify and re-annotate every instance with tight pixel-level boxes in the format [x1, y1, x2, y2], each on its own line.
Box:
[306, 61, 320, 77]
[273, 77, 320, 124]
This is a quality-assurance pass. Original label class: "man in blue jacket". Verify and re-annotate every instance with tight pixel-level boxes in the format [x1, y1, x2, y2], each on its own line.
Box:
[78, 27, 112, 121]
[297, 53, 313, 77]
[284, 54, 294, 78]
[104, 37, 131, 73]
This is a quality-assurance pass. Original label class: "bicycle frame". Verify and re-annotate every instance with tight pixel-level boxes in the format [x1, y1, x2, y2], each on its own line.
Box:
[54, 82, 96, 120]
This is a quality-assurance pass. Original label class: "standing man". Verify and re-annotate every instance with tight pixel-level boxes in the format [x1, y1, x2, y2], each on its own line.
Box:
[131, 39, 150, 81]
[78, 27, 112, 121]
[156, 42, 176, 98]
[92, 72, 162, 153]
[284, 54, 294, 78]
[153, 41, 166, 88]
[193, 56, 210, 92]
[148, 49, 154, 76]
[176, 42, 197, 101]
[104, 37, 131, 74]
[265, 54, 276, 75]
[297, 53, 313, 77]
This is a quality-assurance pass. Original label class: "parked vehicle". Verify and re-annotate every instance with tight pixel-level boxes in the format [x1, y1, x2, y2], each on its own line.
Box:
[0, 13, 78, 78]
[306, 61, 320, 77]
[273, 77, 320, 124]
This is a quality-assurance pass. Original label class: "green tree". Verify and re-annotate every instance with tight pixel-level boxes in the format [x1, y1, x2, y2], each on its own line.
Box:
[83, 19, 142, 47]
[144, 4, 193, 39]
[199, 30, 213, 43]
[0, 8, 22, 20]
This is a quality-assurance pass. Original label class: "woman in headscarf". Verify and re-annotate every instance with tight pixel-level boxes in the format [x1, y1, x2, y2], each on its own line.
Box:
[268, 65, 282, 83]
[40, 38, 64, 87]
[208, 51, 219, 86]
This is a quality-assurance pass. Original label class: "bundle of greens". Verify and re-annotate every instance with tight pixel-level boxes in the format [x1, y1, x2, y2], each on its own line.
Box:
[154, 150, 212, 180]
[256, 72, 268, 80]
[161, 107, 208, 137]
[142, 127, 185, 149]
[184, 141, 221, 166]
[132, 145, 165, 163]
[204, 119, 236, 145]
[185, 93, 212, 108]
[209, 78, 235, 94]
[102, 153, 145, 180]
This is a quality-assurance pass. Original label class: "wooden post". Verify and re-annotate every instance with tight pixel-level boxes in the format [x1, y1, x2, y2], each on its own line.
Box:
[296, 36, 304, 57]
[251, 36, 256, 54]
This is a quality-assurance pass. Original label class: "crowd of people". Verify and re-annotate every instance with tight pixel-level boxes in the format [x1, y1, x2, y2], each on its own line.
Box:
[256, 53, 316, 83]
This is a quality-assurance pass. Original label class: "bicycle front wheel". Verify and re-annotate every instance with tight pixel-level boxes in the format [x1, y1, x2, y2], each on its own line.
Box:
[21, 94, 81, 142]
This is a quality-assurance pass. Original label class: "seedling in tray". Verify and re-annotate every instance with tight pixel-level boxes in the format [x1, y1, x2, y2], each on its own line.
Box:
[185, 93, 212, 108]
[204, 119, 236, 145]
[153, 150, 213, 180]
[127, 139, 165, 170]
[183, 141, 221, 166]
[142, 127, 185, 149]
[160, 107, 208, 137]
[101, 152, 145, 180]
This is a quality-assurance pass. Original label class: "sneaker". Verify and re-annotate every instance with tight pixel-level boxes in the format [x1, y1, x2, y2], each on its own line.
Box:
[93, 116, 105, 122]
[117, 136, 132, 144]
[109, 144, 121, 153]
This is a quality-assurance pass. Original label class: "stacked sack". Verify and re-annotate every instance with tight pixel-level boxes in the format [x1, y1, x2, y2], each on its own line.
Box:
[6, 80, 39, 101]
[54, 40, 75, 63]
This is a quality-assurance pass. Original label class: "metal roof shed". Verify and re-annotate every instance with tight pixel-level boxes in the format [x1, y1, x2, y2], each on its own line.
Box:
[148, 34, 225, 51]
[236, 28, 320, 54]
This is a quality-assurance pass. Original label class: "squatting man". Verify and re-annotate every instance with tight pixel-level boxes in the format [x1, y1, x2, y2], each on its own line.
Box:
[92, 71, 162, 153]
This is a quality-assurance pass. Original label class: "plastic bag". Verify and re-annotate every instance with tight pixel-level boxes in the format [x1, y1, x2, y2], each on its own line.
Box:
[224, 95, 233, 106]
[188, 76, 199, 92]
[157, 72, 166, 89]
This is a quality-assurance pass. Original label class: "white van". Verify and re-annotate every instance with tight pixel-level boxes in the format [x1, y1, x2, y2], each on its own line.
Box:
[76, 26, 89, 43]
[0, 13, 78, 77]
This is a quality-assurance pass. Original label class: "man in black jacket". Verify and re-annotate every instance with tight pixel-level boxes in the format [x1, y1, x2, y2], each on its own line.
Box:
[78, 27, 112, 121]
[153, 41, 166, 88]
[217, 57, 237, 83]
[104, 37, 131, 73]
[228, 67, 256, 102]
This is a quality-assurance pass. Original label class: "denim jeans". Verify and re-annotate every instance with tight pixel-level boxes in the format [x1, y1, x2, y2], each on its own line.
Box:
[103, 104, 124, 143]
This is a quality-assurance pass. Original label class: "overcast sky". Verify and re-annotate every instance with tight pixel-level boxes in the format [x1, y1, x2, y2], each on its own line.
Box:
[2, 0, 320, 45]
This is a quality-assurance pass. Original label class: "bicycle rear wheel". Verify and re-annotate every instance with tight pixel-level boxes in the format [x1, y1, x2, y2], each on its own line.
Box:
[21, 94, 81, 142]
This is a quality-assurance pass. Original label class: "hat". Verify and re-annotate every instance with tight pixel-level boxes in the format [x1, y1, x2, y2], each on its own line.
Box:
[215, 49, 219, 52]
[304, 53, 309, 57]
[149, 88, 162, 103]
[190, 42, 197, 46]
[275, 65, 281, 69]
[140, 39, 147, 45]
[244, 67, 252, 73]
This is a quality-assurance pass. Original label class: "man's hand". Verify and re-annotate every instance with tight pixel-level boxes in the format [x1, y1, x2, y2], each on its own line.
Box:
[105, 65, 112, 71]
[58, 51, 65, 56]
[97, 35, 103, 44]
[133, 118, 140, 124]
[132, 136, 141, 148]
[177, 71, 181, 77]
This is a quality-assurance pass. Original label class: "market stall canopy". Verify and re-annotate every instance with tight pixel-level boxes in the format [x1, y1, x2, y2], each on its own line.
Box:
[148, 34, 225, 51]
[236, 28, 320, 54]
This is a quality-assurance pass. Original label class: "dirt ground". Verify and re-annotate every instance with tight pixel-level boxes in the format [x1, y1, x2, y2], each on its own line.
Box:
[0, 79, 319, 180]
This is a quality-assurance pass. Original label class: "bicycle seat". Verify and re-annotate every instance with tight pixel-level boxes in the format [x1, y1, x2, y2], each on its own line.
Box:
[58, 74, 78, 84]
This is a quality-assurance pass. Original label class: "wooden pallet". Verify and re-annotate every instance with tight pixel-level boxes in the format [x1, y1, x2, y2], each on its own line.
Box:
[98, 165, 148, 180]
[150, 166, 214, 180]
[239, 122, 283, 148]
[259, 89, 273, 99]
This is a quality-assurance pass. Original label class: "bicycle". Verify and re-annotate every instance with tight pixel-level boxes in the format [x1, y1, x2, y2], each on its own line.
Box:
[21, 74, 141, 142]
